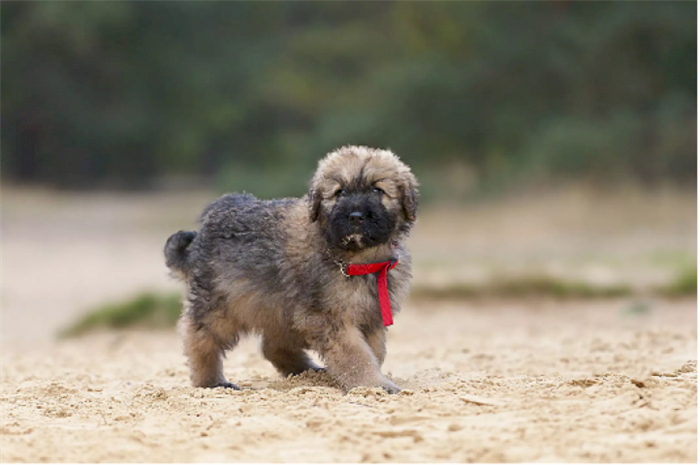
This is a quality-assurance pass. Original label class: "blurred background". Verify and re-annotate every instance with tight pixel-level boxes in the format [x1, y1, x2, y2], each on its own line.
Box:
[1, 2, 697, 344]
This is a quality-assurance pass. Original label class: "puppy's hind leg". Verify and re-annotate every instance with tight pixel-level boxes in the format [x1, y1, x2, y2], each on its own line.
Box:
[178, 298, 240, 389]
[261, 334, 323, 377]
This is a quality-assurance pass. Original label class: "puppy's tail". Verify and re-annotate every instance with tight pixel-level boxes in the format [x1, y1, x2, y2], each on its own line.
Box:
[164, 230, 197, 279]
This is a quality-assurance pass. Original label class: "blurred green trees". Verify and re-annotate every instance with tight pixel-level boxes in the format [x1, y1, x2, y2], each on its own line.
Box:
[2, 2, 696, 197]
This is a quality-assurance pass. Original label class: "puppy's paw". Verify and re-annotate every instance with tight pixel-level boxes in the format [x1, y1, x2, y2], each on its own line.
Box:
[380, 379, 401, 394]
[343, 377, 401, 394]
[210, 381, 240, 390]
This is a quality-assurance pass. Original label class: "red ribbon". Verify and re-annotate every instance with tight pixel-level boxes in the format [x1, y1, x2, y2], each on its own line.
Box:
[345, 259, 398, 326]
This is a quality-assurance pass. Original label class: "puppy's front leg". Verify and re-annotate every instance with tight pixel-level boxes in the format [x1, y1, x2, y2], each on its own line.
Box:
[365, 327, 387, 367]
[315, 324, 399, 394]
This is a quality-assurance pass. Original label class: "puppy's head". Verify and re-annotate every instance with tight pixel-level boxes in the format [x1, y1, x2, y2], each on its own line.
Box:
[308, 146, 418, 252]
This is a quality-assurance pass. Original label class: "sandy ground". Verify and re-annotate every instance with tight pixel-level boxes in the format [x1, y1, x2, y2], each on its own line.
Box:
[1, 186, 696, 462]
[0, 299, 697, 463]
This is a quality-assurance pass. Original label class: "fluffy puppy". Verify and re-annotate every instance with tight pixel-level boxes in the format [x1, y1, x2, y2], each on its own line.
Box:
[164, 146, 418, 393]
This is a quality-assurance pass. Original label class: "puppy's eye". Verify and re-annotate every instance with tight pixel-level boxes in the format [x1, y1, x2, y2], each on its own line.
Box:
[334, 189, 347, 197]
[372, 187, 384, 195]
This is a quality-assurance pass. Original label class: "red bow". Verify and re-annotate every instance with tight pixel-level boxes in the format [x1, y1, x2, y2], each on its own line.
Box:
[345, 259, 398, 326]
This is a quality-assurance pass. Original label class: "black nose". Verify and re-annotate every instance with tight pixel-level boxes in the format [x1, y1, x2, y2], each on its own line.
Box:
[348, 211, 364, 224]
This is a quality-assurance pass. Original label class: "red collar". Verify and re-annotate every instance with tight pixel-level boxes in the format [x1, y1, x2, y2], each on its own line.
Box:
[340, 259, 398, 327]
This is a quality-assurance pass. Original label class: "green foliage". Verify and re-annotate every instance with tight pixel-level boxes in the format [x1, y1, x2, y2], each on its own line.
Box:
[659, 266, 697, 297]
[4, 2, 695, 194]
[215, 161, 316, 200]
[410, 276, 632, 301]
[59, 292, 182, 338]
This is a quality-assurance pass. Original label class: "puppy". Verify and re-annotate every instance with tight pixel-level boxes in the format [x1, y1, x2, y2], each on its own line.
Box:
[164, 146, 418, 393]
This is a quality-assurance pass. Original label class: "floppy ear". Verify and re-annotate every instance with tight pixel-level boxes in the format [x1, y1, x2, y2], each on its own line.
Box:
[308, 188, 322, 222]
[400, 173, 419, 221]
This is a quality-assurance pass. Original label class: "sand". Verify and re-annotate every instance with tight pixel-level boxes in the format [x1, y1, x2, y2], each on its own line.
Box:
[1, 299, 696, 463]
[1, 187, 696, 462]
